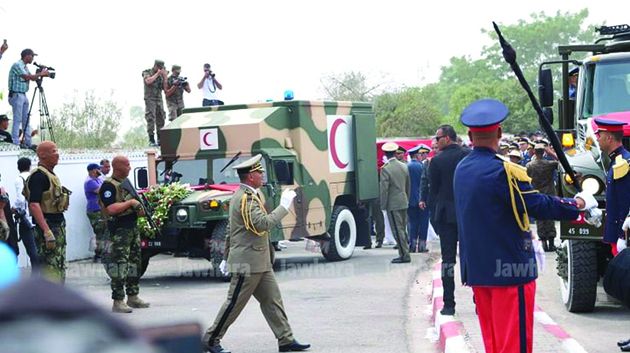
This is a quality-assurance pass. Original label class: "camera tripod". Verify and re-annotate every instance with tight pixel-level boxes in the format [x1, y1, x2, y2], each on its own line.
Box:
[22, 80, 54, 144]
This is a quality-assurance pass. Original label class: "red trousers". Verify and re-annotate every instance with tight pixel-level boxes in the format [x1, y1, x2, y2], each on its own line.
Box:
[472, 280, 536, 353]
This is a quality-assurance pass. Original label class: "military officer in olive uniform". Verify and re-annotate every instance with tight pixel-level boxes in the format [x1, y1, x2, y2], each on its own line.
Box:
[99, 155, 150, 313]
[24, 141, 71, 282]
[380, 142, 411, 263]
[203, 154, 310, 353]
[165, 64, 191, 121]
[142, 59, 168, 146]
[526, 143, 559, 251]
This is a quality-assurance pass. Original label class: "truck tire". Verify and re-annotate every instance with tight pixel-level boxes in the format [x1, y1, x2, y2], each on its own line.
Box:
[209, 220, 230, 281]
[321, 206, 356, 261]
[139, 250, 153, 278]
[558, 239, 598, 312]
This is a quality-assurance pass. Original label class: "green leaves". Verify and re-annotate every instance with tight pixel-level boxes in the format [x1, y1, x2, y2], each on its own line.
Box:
[136, 183, 191, 239]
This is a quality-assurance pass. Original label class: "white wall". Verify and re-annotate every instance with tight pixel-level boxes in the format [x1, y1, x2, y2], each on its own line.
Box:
[0, 146, 148, 267]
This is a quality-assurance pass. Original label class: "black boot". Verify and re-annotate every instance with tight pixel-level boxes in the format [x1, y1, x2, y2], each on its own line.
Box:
[148, 133, 156, 146]
[541, 238, 549, 252]
[548, 239, 556, 252]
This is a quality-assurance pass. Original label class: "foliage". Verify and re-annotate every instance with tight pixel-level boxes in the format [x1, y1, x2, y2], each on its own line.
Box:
[374, 86, 442, 137]
[320, 71, 382, 102]
[137, 183, 192, 239]
[117, 105, 147, 149]
[51, 90, 120, 149]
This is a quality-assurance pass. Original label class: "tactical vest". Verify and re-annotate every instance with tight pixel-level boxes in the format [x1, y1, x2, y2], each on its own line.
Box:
[23, 166, 70, 213]
[98, 177, 134, 220]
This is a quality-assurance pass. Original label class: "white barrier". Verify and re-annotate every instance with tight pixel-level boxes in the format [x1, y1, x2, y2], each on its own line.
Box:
[0, 145, 149, 267]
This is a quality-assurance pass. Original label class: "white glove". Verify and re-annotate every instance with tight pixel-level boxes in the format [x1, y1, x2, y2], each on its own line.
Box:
[219, 259, 228, 276]
[618, 238, 627, 253]
[574, 192, 597, 210]
[623, 217, 630, 232]
[280, 189, 297, 210]
[532, 238, 546, 273]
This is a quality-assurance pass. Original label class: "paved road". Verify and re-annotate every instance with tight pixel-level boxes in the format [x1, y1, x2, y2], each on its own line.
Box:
[67, 241, 436, 353]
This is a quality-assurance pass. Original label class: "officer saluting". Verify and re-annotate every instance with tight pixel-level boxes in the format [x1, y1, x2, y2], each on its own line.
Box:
[453, 99, 596, 353]
[202, 154, 310, 353]
[99, 155, 150, 313]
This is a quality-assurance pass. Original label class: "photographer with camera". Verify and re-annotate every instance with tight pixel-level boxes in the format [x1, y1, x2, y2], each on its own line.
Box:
[142, 60, 168, 146]
[13, 157, 39, 269]
[7, 49, 49, 148]
[197, 63, 223, 107]
[165, 65, 190, 121]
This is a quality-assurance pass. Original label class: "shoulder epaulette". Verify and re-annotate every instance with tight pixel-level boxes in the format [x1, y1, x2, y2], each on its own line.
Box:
[613, 154, 630, 180]
[497, 154, 531, 183]
[497, 154, 531, 231]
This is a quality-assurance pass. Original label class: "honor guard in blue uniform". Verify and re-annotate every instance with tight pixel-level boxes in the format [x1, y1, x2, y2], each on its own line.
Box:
[593, 118, 630, 253]
[453, 99, 595, 353]
[407, 144, 431, 253]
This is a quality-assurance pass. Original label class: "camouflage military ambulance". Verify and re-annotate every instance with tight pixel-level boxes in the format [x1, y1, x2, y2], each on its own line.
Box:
[138, 100, 378, 276]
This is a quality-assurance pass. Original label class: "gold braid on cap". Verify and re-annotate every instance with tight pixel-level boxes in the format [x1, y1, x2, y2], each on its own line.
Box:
[249, 162, 263, 173]
[240, 190, 267, 236]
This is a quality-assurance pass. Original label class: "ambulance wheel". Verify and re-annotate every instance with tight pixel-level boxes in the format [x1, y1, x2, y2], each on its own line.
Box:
[559, 240, 597, 312]
[322, 206, 356, 261]
[209, 220, 231, 281]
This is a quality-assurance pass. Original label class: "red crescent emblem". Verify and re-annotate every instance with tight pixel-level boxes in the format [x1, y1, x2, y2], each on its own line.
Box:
[330, 119, 348, 169]
[202, 131, 213, 147]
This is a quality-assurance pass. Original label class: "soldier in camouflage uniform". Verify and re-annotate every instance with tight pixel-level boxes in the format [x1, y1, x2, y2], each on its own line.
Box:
[203, 154, 310, 353]
[165, 65, 190, 121]
[23, 141, 70, 283]
[526, 143, 559, 251]
[99, 155, 150, 313]
[142, 60, 168, 146]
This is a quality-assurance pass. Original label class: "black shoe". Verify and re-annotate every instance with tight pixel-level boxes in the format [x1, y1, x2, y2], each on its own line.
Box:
[391, 257, 411, 263]
[375, 241, 383, 248]
[279, 340, 311, 352]
[363, 244, 372, 250]
[440, 306, 455, 316]
[393, 245, 399, 250]
[206, 344, 231, 353]
[618, 338, 630, 347]
[548, 241, 557, 252]
[622, 343, 630, 352]
[93, 255, 101, 263]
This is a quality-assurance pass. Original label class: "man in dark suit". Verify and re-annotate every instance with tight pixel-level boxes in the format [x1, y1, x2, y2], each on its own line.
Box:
[428, 124, 469, 315]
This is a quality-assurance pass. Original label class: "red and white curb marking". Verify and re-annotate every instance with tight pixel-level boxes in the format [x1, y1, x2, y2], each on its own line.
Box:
[534, 306, 588, 353]
[427, 261, 588, 353]
[428, 262, 470, 353]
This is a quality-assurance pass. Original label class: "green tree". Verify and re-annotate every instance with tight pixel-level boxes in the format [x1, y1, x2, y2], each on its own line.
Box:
[117, 105, 147, 148]
[320, 71, 382, 101]
[374, 86, 442, 137]
[52, 91, 119, 149]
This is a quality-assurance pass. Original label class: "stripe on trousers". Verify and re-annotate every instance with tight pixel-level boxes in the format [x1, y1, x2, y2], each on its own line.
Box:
[518, 284, 526, 353]
[209, 274, 246, 344]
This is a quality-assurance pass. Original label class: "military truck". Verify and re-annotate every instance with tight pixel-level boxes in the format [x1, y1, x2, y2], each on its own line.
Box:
[538, 24, 630, 312]
[136, 100, 378, 276]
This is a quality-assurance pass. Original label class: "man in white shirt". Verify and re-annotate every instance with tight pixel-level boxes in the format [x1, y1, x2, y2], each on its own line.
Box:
[14, 157, 39, 268]
[198, 63, 223, 106]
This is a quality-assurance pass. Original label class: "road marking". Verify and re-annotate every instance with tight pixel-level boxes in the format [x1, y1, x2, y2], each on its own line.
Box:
[534, 305, 589, 353]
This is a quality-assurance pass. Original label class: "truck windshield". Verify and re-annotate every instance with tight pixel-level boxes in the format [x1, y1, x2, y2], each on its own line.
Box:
[212, 157, 268, 184]
[582, 60, 630, 118]
[157, 160, 207, 185]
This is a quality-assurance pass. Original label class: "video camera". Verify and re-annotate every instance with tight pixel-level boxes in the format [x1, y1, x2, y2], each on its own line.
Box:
[175, 76, 188, 86]
[34, 62, 56, 79]
[204, 64, 216, 78]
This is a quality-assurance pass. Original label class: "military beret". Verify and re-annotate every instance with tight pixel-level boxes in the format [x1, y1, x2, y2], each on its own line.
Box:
[172, 65, 181, 71]
[154, 59, 165, 68]
[508, 150, 522, 160]
[232, 154, 265, 175]
[594, 117, 627, 132]
[381, 142, 399, 152]
[460, 99, 509, 132]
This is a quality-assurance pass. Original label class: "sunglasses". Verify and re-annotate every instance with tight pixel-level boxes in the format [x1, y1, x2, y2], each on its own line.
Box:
[435, 135, 447, 141]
